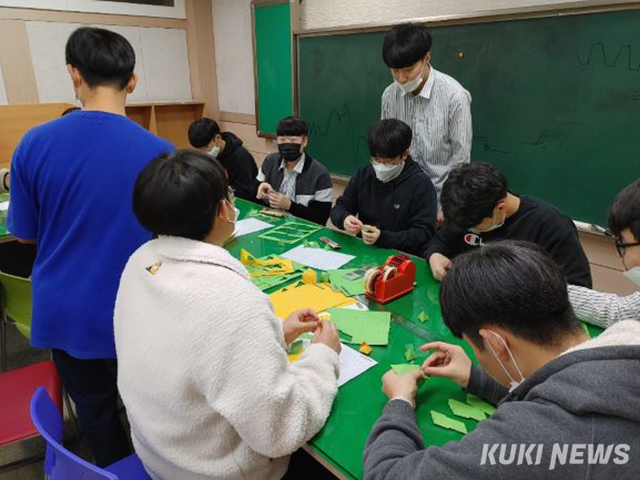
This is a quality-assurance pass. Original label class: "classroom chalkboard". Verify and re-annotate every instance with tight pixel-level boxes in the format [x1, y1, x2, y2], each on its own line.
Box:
[299, 9, 640, 225]
[253, 1, 294, 136]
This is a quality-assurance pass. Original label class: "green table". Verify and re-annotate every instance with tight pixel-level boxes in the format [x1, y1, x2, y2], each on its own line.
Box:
[230, 199, 603, 480]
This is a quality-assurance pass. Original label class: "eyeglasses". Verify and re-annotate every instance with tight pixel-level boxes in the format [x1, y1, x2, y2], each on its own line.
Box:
[615, 239, 640, 257]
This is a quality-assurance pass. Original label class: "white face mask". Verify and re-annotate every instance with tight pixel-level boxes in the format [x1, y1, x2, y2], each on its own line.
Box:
[372, 161, 404, 183]
[208, 144, 220, 159]
[485, 330, 525, 392]
[224, 200, 239, 227]
[624, 266, 640, 286]
[469, 210, 506, 234]
[396, 60, 427, 95]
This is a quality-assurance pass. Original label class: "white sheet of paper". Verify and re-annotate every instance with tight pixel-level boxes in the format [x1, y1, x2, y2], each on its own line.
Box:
[337, 344, 378, 387]
[0, 202, 9, 212]
[281, 245, 355, 270]
[233, 218, 273, 238]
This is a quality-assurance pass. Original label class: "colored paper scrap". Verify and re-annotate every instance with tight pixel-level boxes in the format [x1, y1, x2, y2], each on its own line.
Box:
[359, 341, 372, 355]
[404, 344, 417, 362]
[258, 221, 322, 245]
[252, 271, 303, 292]
[466, 394, 497, 416]
[430, 411, 468, 434]
[302, 268, 317, 284]
[448, 399, 486, 421]
[391, 364, 422, 375]
[326, 308, 391, 346]
[418, 311, 429, 323]
[269, 284, 356, 319]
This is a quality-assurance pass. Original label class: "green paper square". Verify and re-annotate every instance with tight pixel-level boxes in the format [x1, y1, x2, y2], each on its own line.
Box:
[404, 344, 417, 362]
[418, 311, 429, 323]
[391, 364, 422, 375]
[448, 398, 486, 421]
[430, 410, 468, 434]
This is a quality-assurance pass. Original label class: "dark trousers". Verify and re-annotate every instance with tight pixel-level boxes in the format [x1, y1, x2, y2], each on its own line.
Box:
[282, 449, 337, 480]
[51, 349, 131, 467]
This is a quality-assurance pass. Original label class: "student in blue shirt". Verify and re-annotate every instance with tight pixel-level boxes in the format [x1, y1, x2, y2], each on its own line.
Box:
[7, 27, 173, 467]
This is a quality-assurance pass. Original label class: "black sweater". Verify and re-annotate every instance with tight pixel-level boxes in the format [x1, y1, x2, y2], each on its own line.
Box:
[331, 157, 437, 256]
[217, 132, 258, 201]
[424, 195, 593, 287]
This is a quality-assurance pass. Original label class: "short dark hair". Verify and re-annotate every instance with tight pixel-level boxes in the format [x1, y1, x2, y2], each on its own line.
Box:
[441, 163, 508, 232]
[276, 116, 308, 137]
[61, 107, 81, 116]
[382, 23, 432, 69]
[65, 27, 135, 90]
[608, 178, 640, 241]
[188, 118, 221, 149]
[368, 119, 412, 159]
[440, 240, 580, 350]
[133, 150, 230, 241]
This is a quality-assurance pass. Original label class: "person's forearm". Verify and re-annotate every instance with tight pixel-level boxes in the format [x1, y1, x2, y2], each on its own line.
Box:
[569, 285, 640, 328]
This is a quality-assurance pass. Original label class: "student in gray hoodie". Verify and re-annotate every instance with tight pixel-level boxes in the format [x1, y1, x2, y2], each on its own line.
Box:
[364, 240, 640, 479]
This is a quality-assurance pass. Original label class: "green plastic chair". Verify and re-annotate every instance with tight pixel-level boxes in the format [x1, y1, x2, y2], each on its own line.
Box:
[0, 271, 32, 371]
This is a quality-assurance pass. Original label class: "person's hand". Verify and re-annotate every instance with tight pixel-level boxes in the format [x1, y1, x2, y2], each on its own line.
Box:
[268, 191, 292, 211]
[283, 309, 319, 345]
[311, 319, 341, 354]
[420, 341, 472, 389]
[343, 215, 363, 235]
[382, 369, 425, 408]
[257, 182, 273, 200]
[429, 253, 452, 281]
[362, 225, 381, 246]
[436, 211, 444, 228]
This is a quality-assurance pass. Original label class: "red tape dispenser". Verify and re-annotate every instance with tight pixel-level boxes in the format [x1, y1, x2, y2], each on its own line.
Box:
[364, 254, 416, 304]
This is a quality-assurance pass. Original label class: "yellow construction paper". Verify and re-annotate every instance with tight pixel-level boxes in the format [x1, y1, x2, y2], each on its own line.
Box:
[269, 283, 356, 319]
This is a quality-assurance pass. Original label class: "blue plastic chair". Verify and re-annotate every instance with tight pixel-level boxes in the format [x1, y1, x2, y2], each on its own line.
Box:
[30, 387, 151, 480]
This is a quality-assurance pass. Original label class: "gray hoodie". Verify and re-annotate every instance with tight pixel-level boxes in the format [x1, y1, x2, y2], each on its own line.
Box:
[364, 321, 640, 480]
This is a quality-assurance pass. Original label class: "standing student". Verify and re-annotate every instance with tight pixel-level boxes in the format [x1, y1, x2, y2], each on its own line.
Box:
[424, 163, 592, 288]
[188, 117, 259, 201]
[256, 116, 333, 225]
[7, 27, 173, 466]
[569, 178, 640, 327]
[115, 150, 340, 480]
[331, 119, 437, 256]
[364, 241, 640, 479]
[381, 23, 472, 218]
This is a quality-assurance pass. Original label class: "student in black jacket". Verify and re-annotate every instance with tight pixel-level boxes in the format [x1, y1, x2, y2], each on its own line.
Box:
[424, 162, 592, 287]
[331, 119, 437, 256]
[188, 118, 258, 201]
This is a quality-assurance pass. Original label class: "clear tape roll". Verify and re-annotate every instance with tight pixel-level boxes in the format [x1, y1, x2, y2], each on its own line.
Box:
[364, 268, 382, 294]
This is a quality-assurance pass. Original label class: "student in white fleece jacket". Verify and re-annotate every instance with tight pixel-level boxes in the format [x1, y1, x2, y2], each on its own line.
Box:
[114, 150, 341, 480]
[569, 179, 640, 327]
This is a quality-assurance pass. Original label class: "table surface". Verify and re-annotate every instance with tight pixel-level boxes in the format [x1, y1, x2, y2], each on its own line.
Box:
[229, 199, 602, 480]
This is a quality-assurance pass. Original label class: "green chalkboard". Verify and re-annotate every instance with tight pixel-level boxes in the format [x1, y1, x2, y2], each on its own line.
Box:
[254, 2, 293, 135]
[299, 9, 640, 225]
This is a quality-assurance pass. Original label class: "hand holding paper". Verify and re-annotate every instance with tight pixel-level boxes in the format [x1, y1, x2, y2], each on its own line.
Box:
[382, 369, 425, 408]
[283, 309, 320, 345]
[420, 341, 472, 389]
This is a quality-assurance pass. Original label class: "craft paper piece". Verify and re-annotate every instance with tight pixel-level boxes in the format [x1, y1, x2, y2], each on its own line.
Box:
[258, 221, 322, 244]
[418, 311, 429, 323]
[327, 268, 367, 297]
[326, 308, 391, 346]
[282, 245, 355, 270]
[405, 344, 417, 362]
[288, 340, 377, 386]
[289, 340, 304, 355]
[466, 394, 497, 416]
[431, 411, 468, 434]
[269, 284, 356, 319]
[359, 341, 372, 355]
[581, 321, 590, 336]
[302, 269, 317, 284]
[448, 399, 486, 421]
[233, 218, 273, 238]
[391, 364, 422, 375]
[252, 271, 304, 291]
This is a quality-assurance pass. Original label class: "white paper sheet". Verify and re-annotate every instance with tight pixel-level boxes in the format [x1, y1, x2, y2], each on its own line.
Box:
[233, 218, 273, 238]
[337, 343, 378, 387]
[281, 245, 355, 270]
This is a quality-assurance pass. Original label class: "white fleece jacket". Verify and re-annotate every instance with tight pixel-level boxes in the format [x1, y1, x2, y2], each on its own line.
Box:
[114, 236, 340, 480]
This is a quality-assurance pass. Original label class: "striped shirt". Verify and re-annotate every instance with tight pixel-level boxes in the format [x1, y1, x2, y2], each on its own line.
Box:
[569, 284, 640, 328]
[381, 67, 472, 210]
[278, 154, 306, 201]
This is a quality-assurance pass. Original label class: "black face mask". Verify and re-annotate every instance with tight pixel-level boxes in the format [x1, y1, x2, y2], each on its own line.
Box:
[278, 142, 302, 162]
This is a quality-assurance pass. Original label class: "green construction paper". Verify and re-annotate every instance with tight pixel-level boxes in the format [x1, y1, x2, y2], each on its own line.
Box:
[326, 308, 391, 346]
[448, 399, 486, 421]
[466, 394, 497, 416]
[318, 272, 330, 283]
[258, 221, 322, 244]
[391, 364, 422, 374]
[252, 271, 303, 291]
[289, 340, 304, 355]
[430, 411, 468, 434]
[327, 269, 366, 297]
[404, 344, 417, 362]
[418, 311, 429, 323]
[581, 321, 590, 336]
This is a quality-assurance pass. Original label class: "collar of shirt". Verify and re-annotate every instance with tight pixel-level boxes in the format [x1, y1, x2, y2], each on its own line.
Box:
[278, 153, 306, 174]
[417, 66, 436, 100]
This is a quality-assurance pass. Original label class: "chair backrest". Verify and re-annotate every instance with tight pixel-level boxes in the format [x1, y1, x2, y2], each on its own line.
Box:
[30, 387, 119, 480]
[0, 270, 32, 338]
